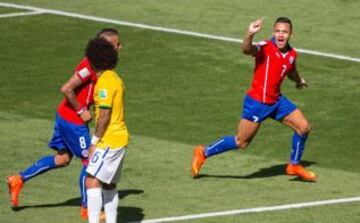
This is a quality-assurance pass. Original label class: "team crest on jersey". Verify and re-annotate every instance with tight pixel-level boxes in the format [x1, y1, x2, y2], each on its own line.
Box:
[289, 56, 295, 64]
[99, 89, 107, 99]
[78, 68, 90, 78]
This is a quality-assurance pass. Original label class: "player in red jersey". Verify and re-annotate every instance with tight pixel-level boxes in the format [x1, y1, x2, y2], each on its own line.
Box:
[7, 28, 121, 219]
[191, 17, 316, 181]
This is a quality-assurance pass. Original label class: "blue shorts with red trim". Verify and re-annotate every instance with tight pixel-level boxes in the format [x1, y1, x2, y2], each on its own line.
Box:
[48, 113, 90, 159]
[241, 94, 297, 123]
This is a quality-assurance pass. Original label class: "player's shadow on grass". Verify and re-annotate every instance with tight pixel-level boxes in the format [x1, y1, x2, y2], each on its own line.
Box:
[13, 189, 145, 221]
[197, 160, 316, 181]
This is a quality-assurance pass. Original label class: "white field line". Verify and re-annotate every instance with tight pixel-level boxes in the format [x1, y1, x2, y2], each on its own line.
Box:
[136, 196, 360, 223]
[0, 10, 43, 18]
[0, 2, 359, 63]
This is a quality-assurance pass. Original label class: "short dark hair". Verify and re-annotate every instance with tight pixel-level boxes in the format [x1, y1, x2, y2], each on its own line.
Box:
[96, 28, 119, 38]
[274, 17, 292, 30]
[86, 37, 118, 71]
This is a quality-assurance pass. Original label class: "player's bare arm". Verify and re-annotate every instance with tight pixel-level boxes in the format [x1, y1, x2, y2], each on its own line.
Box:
[89, 108, 111, 157]
[287, 69, 308, 89]
[60, 73, 92, 122]
[242, 17, 264, 56]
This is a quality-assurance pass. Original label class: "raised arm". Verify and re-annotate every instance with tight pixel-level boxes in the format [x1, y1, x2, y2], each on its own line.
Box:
[242, 18, 264, 56]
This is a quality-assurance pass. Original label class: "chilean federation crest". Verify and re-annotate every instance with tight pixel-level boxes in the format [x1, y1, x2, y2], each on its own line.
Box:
[289, 56, 295, 64]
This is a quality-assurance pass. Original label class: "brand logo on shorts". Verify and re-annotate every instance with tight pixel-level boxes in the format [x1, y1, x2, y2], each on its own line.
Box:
[99, 89, 107, 99]
[252, 116, 259, 122]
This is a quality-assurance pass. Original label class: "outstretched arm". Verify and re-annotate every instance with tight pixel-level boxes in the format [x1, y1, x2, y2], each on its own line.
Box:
[242, 17, 264, 56]
[287, 69, 308, 89]
[60, 73, 92, 122]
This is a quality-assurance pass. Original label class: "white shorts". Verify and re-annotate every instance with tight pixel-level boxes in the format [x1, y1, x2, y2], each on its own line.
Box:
[86, 147, 126, 184]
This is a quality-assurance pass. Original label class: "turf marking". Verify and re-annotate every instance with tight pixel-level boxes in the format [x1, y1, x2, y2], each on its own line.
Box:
[0, 2, 359, 63]
[0, 10, 43, 18]
[135, 196, 360, 223]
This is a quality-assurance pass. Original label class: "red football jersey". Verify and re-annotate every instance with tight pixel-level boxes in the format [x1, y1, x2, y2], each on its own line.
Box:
[247, 39, 297, 104]
[57, 57, 97, 125]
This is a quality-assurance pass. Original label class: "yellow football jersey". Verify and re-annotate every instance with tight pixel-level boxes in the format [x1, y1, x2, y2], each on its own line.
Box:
[94, 70, 129, 149]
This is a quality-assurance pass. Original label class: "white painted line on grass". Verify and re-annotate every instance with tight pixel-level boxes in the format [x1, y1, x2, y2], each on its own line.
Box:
[0, 10, 43, 19]
[0, 2, 359, 63]
[136, 196, 360, 223]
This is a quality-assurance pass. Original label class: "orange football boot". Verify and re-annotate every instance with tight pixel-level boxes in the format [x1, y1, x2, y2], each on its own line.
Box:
[191, 145, 206, 178]
[286, 164, 317, 182]
[7, 175, 24, 208]
[80, 206, 106, 221]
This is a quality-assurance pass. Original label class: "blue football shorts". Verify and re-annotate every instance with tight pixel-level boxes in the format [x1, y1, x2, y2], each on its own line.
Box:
[48, 113, 90, 159]
[241, 94, 297, 123]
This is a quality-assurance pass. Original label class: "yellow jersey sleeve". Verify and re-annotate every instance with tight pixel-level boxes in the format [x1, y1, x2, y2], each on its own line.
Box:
[96, 74, 116, 109]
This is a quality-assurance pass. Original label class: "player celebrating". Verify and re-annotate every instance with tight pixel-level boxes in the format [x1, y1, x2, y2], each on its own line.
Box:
[6, 28, 121, 219]
[191, 17, 316, 181]
[85, 37, 129, 223]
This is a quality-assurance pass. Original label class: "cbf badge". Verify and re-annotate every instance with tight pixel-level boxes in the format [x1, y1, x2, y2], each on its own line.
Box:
[289, 56, 294, 64]
[99, 89, 107, 99]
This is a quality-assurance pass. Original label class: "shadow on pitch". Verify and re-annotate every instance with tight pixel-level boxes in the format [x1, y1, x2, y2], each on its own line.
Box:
[13, 189, 145, 221]
[196, 160, 317, 181]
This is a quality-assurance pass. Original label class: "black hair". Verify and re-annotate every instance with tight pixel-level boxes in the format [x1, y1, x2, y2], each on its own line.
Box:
[96, 28, 119, 37]
[274, 17, 292, 30]
[85, 37, 118, 71]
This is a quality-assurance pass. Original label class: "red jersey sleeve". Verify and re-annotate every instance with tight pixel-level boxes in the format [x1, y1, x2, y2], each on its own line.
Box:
[254, 40, 268, 58]
[75, 57, 96, 82]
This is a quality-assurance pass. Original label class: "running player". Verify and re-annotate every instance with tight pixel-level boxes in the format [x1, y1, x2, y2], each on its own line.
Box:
[85, 37, 129, 223]
[6, 28, 121, 219]
[191, 17, 316, 182]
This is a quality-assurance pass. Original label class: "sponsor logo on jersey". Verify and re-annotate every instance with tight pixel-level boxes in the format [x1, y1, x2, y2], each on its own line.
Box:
[99, 89, 107, 99]
[78, 68, 90, 79]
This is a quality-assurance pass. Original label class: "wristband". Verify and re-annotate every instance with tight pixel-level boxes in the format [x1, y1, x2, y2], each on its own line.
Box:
[300, 78, 306, 84]
[91, 135, 99, 145]
[76, 107, 86, 115]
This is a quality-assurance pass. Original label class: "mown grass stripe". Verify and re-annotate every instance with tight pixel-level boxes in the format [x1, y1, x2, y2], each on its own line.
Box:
[137, 196, 360, 223]
[0, 2, 359, 63]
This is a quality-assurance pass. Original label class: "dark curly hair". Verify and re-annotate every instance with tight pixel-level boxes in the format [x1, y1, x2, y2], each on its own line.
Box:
[85, 37, 118, 71]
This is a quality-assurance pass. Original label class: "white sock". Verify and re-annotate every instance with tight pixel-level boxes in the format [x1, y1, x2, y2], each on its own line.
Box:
[103, 188, 119, 223]
[87, 188, 102, 223]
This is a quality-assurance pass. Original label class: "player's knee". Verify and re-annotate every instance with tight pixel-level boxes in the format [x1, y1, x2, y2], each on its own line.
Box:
[298, 122, 311, 136]
[236, 137, 249, 150]
[86, 175, 101, 189]
[55, 154, 71, 167]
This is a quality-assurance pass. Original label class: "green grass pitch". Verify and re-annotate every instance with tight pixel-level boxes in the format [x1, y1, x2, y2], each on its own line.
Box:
[0, 1, 359, 222]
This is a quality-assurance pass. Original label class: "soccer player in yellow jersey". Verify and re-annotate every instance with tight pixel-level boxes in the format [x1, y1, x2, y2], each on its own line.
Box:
[85, 37, 129, 223]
